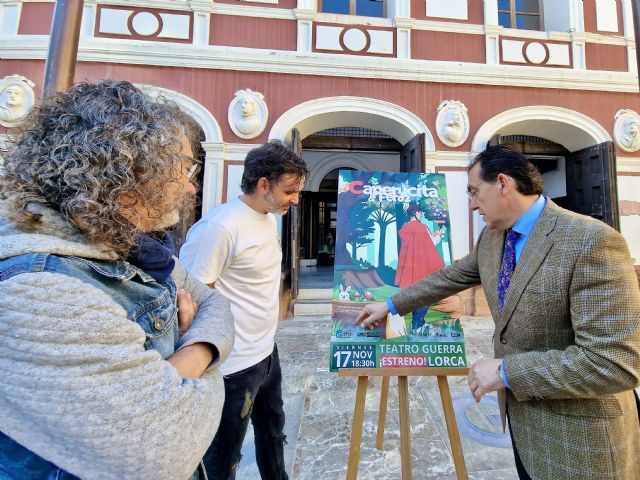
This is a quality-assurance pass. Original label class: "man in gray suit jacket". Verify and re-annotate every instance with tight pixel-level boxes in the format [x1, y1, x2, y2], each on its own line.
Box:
[357, 146, 640, 479]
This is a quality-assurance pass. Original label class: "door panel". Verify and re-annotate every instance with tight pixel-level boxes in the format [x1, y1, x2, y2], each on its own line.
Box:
[565, 141, 619, 231]
[287, 128, 302, 298]
[400, 133, 425, 173]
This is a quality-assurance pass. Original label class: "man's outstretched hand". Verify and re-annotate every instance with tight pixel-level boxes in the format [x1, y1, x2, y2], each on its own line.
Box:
[355, 301, 389, 329]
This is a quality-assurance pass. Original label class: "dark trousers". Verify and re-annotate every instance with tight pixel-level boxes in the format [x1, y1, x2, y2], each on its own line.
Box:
[203, 345, 288, 480]
[507, 414, 532, 480]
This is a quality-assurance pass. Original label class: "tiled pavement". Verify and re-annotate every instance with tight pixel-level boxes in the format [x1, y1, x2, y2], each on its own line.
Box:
[236, 314, 520, 480]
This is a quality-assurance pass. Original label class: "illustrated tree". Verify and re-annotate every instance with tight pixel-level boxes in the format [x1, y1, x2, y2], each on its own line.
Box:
[347, 203, 375, 260]
[368, 200, 396, 268]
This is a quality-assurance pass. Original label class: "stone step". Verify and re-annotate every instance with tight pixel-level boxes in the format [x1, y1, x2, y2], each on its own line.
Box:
[293, 299, 332, 316]
[296, 288, 332, 300]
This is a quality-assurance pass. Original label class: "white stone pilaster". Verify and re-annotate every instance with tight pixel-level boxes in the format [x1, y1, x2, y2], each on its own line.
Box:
[571, 32, 588, 70]
[569, 0, 585, 32]
[388, 0, 410, 19]
[81, 0, 97, 38]
[295, 5, 315, 54]
[0, 1, 21, 36]
[483, 0, 498, 26]
[485, 25, 500, 65]
[394, 17, 414, 59]
[201, 142, 225, 214]
[190, 1, 212, 46]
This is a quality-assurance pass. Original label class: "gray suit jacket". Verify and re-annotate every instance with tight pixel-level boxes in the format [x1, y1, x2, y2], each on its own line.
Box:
[392, 200, 640, 479]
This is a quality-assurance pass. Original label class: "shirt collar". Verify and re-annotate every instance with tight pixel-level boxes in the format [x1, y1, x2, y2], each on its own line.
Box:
[512, 195, 546, 237]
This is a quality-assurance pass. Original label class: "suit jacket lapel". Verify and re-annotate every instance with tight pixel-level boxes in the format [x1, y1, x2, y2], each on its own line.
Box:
[499, 201, 558, 330]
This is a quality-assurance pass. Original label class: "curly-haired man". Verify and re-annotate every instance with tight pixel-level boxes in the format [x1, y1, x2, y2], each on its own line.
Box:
[0, 80, 234, 479]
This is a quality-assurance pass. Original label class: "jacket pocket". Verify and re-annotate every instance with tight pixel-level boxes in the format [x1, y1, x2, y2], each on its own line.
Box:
[547, 396, 623, 418]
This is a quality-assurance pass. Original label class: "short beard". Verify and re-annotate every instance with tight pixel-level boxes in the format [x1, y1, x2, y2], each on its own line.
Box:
[264, 190, 289, 215]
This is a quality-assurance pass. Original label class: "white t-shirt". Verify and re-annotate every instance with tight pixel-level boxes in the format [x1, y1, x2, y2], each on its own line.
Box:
[179, 197, 282, 375]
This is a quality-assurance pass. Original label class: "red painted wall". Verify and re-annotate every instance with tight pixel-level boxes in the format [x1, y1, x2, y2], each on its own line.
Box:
[586, 43, 628, 71]
[412, 31, 485, 63]
[17, 3, 54, 35]
[3, 59, 637, 155]
[210, 15, 296, 50]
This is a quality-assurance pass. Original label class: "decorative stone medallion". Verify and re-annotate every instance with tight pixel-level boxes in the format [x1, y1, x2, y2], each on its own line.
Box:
[0, 75, 36, 128]
[614, 109, 640, 153]
[436, 100, 470, 148]
[228, 89, 268, 140]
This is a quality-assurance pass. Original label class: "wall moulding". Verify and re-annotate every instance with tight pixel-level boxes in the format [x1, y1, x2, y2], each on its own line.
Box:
[2, 36, 638, 93]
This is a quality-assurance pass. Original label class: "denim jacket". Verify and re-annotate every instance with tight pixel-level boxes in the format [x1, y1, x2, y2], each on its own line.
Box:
[0, 253, 188, 479]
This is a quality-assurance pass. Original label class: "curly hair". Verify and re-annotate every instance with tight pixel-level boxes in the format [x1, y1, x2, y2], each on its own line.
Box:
[0, 80, 198, 258]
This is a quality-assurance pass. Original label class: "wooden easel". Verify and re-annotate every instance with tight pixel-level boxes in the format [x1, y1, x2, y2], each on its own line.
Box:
[339, 367, 469, 480]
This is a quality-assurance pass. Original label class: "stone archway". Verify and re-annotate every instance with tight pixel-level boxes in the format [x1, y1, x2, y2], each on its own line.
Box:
[269, 96, 434, 149]
[471, 105, 611, 153]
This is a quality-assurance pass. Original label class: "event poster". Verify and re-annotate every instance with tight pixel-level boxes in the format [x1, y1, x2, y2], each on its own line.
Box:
[329, 170, 467, 372]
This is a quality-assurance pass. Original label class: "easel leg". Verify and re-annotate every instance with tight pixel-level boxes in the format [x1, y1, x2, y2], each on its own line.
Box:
[376, 376, 390, 449]
[347, 376, 368, 480]
[436, 376, 468, 480]
[398, 376, 412, 480]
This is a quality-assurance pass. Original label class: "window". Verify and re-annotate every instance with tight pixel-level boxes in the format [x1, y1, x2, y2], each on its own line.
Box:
[498, 0, 541, 30]
[320, 0, 385, 18]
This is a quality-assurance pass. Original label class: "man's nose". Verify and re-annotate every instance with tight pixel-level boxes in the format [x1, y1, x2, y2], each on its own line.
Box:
[291, 193, 300, 205]
[469, 197, 478, 210]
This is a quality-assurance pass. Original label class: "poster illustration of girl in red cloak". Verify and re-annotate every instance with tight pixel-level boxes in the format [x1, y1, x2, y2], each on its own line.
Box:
[395, 204, 445, 331]
[395, 204, 444, 287]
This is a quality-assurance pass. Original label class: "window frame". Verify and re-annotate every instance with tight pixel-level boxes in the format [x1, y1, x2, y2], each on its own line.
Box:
[498, 0, 544, 31]
[318, 0, 387, 18]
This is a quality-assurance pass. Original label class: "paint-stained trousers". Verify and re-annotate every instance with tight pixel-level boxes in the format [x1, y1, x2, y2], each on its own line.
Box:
[203, 344, 288, 480]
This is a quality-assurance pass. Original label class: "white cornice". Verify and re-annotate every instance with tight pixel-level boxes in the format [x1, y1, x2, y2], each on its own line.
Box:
[617, 157, 640, 173]
[1, 36, 638, 93]
[412, 20, 485, 35]
[212, 3, 295, 20]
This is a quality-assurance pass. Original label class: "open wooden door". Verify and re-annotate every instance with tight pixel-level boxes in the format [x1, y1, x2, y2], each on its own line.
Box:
[565, 141, 620, 231]
[283, 128, 303, 300]
[400, 133, 425, 173]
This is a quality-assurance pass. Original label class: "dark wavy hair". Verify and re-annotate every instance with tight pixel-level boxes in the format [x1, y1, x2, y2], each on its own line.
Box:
[469, 145, 544, 195]
[0, 79, 198, 257]
[240, 140, 309, 194]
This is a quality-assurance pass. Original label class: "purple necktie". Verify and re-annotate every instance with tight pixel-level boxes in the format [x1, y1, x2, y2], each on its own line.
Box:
[497, 228, 519, 310]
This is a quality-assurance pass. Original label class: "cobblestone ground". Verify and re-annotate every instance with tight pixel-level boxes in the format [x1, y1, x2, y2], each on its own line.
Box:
[236, 315, 521, 480]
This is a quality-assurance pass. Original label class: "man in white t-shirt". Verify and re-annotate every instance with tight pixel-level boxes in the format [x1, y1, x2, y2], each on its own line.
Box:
[179, 140, 308, 480]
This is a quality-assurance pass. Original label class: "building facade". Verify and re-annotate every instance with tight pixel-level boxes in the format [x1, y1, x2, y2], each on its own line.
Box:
[1, 0, 639, 300]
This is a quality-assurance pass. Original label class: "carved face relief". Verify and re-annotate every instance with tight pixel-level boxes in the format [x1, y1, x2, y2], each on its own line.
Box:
[436, 101, 469, 148]
[614, 109, 640, 153]
[0, 75, 36, 128]
[228, 89, 268, 139]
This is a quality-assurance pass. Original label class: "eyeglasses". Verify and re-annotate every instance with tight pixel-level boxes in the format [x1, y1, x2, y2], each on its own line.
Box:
[186, 162, 201, 181]
[180, 153, 202, 182]
[466, 179, 490, 199]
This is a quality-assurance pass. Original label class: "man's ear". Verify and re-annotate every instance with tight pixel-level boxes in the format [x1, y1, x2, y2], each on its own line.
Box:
[256, 177, 270, 195]
[497, 173, 511, 195]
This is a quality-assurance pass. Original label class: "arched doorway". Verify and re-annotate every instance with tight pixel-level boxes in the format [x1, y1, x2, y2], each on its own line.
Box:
[471, 106, 618, 239]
